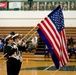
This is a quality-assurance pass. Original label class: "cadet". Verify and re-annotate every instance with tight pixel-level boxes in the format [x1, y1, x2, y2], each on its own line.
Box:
[4, 34, 25, 75]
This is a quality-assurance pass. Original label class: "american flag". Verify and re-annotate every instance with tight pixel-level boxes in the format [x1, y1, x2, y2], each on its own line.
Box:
[37, 5, 69, 69]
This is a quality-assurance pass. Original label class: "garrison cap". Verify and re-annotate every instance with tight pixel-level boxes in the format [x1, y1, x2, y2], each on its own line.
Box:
[5, 34, 12, 41]
[12, 34, 19, 39]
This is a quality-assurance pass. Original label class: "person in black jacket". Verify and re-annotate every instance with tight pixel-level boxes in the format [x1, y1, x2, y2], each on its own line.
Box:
[44, 45, 49, 58]
[73, 44, 76, 59]
[67, 45, 73, 58]
[4, 34, 25, 75]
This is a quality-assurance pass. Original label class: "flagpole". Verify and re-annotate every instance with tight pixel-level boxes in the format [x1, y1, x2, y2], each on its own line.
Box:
[51, 68, 60, 75]
[25, 31, 37, 42]
[0, 53, 7, 60]
[43, 64, 54, 71]
[43, 64, 60, 75]
[21, 26, 38, 40]
[0, 59, 8, 68]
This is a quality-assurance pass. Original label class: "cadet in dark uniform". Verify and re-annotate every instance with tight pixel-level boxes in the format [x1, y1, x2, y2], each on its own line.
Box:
[4, 34, 25, 75]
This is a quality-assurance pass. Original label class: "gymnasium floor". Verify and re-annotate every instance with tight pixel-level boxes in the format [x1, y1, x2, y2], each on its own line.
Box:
[0, 58, 76, 75]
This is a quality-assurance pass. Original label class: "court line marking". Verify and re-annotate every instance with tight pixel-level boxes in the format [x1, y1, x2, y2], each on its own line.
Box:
[43, 64, 54, 71]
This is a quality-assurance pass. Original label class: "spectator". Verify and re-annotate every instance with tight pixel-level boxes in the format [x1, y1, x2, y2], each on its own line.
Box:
[10, 31, 15, 37]
[73, 44, 76, 59]
[25, 41, 34, 53]
[0, 38, 4, 52]
[67, 45, 73, 58]
[67, 36, 73, 45]
[1, 34, 6, 44]
[44, 45, 49, 58]
[31, 35, 38, 48]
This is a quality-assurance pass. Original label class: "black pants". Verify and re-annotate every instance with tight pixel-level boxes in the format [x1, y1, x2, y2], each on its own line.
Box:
[6, 58, 22, 75]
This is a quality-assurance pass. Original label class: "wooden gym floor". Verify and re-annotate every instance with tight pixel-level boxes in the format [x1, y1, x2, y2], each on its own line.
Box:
[0, 58, 76, 75]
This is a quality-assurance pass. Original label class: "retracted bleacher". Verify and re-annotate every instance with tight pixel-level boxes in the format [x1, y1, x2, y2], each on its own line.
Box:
[0, 27, 76, 58]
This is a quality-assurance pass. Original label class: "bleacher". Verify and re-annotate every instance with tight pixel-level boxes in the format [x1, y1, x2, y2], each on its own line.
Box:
[65, 27, 76, 42]
[0, 27, 76, 41]
[0, 27, 76, 59]
[0, 27, 38, 37]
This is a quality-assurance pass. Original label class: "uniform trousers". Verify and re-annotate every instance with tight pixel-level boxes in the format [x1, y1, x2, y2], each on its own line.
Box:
[6, 57, 22, 75]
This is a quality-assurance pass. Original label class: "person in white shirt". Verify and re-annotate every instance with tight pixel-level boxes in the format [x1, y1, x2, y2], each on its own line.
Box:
[31, 35, 38, 48]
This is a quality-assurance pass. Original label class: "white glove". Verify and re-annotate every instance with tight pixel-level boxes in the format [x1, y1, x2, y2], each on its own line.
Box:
[75, 51, 76, 53]
[22, 42, 25, 46]
[13, 45, 17, 49]
[18, 40, 22, 45]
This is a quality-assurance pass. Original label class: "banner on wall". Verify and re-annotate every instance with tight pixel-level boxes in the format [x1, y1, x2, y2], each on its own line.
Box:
[0, 2, 7, 8]
[9, 2, 21, 9]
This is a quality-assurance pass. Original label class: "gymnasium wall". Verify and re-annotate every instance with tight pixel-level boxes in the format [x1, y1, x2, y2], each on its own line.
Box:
[0, 11, 76, 27]
[0, 0, 76, 27]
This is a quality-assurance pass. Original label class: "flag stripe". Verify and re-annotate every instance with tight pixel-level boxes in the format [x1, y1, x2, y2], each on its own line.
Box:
[37, 5, 69, 69]
[44, 17, 65, 66]
[38, 18, 68, 68]
[44, 17, 68, 66]
[45, 17, 67, 66]
[43, 19, 60, 48]
[37, 28, 60, 69]
[60, 30, 69, 61]
[41, 20, 60, 51]
[45, 17, 60, 42]
[59, 30, 69, 67]
[38, 23, 60, 60]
